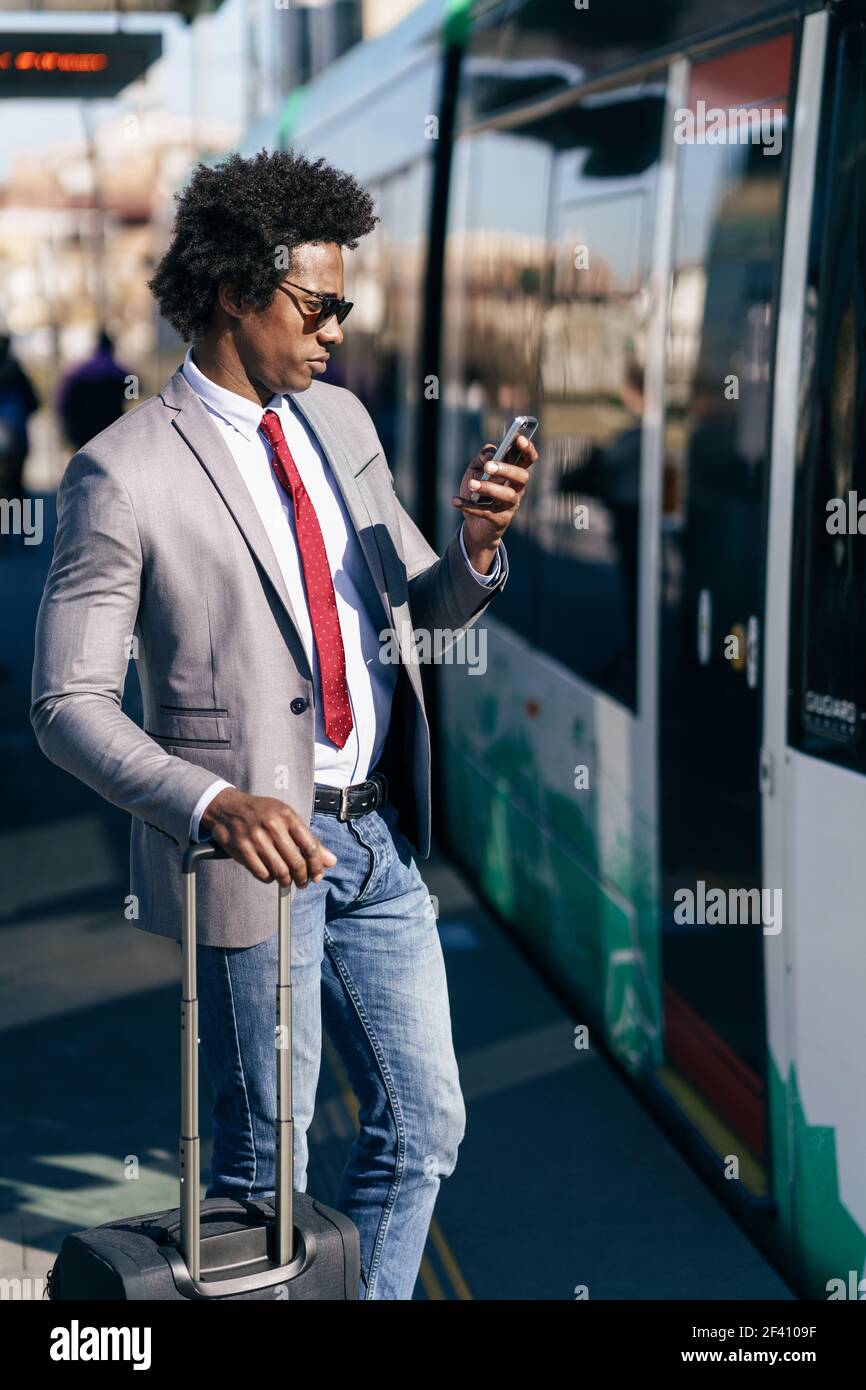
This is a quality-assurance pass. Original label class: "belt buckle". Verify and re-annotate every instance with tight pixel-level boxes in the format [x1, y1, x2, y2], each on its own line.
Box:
[338, 786, 352, 822]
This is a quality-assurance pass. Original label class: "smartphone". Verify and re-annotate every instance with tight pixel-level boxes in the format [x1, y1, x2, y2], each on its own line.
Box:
[469, 414, 539, 507]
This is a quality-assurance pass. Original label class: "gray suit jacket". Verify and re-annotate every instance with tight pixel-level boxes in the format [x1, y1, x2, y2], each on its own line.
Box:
[30, 366, 508, 947]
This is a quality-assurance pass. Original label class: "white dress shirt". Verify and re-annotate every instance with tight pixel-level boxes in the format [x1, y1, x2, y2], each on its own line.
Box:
[181, 347, 500, 840]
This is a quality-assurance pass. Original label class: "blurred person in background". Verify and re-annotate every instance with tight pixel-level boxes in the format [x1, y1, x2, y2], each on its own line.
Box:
[0, 333, 39, 503]
[56, 329, 132, 452]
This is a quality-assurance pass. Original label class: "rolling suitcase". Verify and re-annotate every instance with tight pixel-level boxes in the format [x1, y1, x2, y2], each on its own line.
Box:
[48, 842, 361, 1300]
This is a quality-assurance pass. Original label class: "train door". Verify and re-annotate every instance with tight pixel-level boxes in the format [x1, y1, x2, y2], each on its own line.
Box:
[657, 31, 796, 1191]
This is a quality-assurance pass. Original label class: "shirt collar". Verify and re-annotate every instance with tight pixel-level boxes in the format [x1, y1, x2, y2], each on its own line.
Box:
[182, 345, 288, 443]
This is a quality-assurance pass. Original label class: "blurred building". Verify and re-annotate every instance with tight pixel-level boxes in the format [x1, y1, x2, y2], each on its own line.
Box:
[0, 107, 236, 386]
[242, 0, 427, 122]
[362, 0, 425, 39]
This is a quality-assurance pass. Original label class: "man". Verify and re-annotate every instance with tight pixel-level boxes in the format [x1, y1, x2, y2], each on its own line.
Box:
[30, 149, 537, 1300]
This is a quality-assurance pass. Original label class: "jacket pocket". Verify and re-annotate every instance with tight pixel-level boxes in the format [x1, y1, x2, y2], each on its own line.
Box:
[148, 706, 231, 746]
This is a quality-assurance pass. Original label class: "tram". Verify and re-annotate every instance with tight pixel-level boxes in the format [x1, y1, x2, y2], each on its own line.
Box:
[279, 0, 866, 1297]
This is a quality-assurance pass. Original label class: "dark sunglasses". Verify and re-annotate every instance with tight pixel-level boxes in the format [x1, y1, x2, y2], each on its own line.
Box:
[280, 279, 353, 329]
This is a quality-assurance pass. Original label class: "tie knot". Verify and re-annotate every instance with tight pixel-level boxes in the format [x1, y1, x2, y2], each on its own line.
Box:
[260, 408, 283, 446]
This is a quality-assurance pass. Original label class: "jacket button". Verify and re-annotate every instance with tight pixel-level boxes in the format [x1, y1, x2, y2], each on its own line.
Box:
[290, 697, 309, 715]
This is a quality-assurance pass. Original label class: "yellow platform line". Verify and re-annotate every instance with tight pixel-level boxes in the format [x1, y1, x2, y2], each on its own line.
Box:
[418, 1254, 447, 1299]
[654, 1065, 768, 1198]
[321, 1032, 474, 1300]
[427, 1217, 473, 1300]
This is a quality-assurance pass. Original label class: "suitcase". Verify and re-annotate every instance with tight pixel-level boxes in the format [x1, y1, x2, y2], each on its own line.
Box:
[48, 842, 361, 1300]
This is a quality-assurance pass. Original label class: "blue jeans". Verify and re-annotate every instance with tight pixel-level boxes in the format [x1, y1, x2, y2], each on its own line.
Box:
[189, 800, 466, 1300]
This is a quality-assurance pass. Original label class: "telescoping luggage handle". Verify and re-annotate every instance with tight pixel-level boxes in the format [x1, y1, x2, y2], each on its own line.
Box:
[180, 844, 293, 1281]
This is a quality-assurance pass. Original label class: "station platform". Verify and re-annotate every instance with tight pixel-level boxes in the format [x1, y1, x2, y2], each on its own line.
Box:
[0, 501, 793, 1301]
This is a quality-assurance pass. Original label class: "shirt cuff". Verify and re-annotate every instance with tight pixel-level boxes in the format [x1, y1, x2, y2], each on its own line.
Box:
[189, 779, 234, 843]
[459, 522, 502, 586]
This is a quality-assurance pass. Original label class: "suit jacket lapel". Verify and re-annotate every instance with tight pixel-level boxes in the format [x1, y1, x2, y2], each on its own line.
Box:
[160, 367, 310, 666]
[287, 383, 397, 631]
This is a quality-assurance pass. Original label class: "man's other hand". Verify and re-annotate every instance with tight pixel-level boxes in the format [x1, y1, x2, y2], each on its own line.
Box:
[200, 788, 337, 887]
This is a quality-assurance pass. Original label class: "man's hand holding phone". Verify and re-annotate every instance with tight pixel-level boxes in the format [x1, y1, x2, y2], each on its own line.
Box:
[453, 414, 539, 574]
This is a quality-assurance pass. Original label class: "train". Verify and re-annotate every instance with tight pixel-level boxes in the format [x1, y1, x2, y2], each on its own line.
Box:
[261, 0, 866, 1298]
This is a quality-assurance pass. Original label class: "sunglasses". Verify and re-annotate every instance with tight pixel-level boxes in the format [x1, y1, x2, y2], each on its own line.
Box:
[279, 279, 353, 329]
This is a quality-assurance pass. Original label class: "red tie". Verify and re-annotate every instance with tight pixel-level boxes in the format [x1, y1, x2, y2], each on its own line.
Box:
[259, 408, 353, 749]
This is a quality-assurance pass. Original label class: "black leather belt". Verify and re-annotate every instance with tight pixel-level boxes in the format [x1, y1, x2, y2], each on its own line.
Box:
[314, 773, 387, 821]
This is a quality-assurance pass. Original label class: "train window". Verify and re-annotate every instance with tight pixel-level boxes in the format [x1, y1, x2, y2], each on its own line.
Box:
[660, 33, 792, 730]
[789, 23, 866, 768]
[339, 161, 431, 519]
[438, 127, 551, 641]
[439, 87, 665, 692]
[460, 0, 780, 126]
[534, 88, 665, 708]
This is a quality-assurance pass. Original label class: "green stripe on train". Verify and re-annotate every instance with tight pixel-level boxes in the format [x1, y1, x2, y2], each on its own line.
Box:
[278, 87, 307, 146]
[443, 0, 472, 47]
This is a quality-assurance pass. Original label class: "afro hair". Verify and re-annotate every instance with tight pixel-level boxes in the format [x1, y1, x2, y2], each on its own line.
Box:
[148, 147, 379, 342]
